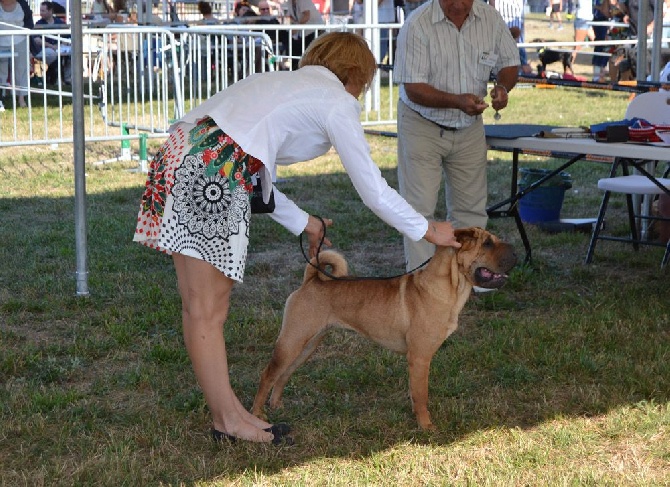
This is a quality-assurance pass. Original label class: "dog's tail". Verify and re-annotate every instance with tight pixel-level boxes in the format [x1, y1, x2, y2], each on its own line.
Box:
[303, 250, 348, 283]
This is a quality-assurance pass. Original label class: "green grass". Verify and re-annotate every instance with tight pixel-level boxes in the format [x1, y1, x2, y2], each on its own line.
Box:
[2, 47, 670, 485]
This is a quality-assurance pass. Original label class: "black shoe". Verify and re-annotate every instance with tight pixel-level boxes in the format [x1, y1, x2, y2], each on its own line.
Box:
[211, 428, 237, 444]
[211, 424, 294, 446]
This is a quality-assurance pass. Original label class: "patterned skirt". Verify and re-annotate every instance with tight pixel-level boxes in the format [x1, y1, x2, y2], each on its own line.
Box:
[134, 116, 264, 282]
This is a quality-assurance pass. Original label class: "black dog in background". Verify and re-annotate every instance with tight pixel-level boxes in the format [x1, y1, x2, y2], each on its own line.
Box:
[534, 39, 573, 77]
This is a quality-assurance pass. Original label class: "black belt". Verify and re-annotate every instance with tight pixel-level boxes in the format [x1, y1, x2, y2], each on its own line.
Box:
[408, 105, 459, 131]
[433, 122, 458, 131]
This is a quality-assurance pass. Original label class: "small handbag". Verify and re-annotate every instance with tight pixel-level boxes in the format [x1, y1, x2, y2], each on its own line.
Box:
[250, 173, 275, 214]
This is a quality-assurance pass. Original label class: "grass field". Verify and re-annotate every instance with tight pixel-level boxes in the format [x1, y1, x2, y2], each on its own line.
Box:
[1, 16, 670, 487]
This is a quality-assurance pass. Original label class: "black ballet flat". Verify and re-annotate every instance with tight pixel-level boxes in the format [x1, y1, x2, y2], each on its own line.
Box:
[211, 425, 294, 446]
[211, 428, 237, 444]
[264, 424, 294, 446]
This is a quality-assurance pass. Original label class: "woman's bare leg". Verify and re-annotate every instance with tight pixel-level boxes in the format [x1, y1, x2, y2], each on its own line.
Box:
[173, 253, 273, 442]
[571, 27, 593, 68]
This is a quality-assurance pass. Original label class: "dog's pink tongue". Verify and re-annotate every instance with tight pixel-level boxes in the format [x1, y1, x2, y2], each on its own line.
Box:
[480, 268, 508, 281]
[481, 268, 494, 279]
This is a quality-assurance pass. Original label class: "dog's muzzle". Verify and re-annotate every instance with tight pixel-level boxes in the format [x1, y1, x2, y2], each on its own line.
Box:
[474, 245, 517, 289]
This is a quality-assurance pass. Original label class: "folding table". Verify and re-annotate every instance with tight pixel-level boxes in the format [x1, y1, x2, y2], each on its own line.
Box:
[485, 124, 670, 263]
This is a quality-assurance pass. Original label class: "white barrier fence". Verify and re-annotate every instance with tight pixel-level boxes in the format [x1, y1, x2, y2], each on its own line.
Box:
[0, 23, 403, 152]
[2, 24, 659, 151]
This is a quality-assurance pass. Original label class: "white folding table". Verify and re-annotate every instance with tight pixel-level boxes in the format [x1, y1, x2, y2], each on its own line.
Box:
[485, 127, 670, 263]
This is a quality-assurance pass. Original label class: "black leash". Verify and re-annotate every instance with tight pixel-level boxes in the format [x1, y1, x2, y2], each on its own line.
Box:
[299, 215, 431, 281]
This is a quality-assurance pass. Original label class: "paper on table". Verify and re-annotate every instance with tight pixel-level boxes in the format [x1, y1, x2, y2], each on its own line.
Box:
[537, 127, 592, 139]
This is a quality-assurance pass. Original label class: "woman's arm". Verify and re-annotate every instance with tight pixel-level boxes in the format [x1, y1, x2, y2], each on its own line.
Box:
[327, 104, 460, 248]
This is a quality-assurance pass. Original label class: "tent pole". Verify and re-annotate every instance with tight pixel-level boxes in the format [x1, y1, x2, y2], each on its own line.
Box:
[72, 0, 89, 296]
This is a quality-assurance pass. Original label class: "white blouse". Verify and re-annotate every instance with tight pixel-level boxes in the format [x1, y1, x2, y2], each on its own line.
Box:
[176, 66, 428, 241]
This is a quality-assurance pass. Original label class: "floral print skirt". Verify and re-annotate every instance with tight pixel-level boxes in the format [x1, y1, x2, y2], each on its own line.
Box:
[134, 116, 264, 282]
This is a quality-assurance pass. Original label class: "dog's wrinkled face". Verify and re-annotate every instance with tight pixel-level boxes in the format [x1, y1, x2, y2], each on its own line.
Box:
[454, 227, 517, 289]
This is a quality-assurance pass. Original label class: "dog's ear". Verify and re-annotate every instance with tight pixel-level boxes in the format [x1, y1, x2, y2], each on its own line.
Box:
[453, 227, 486, 276]
[454, 227, 482, 250]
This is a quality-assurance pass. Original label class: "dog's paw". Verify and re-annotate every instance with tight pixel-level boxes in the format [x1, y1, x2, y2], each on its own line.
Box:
[418, 421, 437, 431]
[252, 408, 268, 421]
[268, 397, 284, 411]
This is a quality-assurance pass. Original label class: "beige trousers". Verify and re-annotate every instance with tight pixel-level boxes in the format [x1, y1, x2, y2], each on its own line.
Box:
[397, 99, 489, 270]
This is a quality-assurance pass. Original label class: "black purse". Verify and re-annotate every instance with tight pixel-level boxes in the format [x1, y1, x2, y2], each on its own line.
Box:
[250, 173, 275, 214]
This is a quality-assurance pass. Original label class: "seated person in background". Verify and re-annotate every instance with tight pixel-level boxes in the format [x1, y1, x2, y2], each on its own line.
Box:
[226, 1, 274, 71]
[50, 0, 66, 20]
[235, 0, 263, 25]
[33, 1, 71, 85]
[263, 0, 282, 15]
[197, 1, 218, 23]
[510, 26, 532, 76]
[256, 0, 289, 62]
[234, 0, 253, 17]
[257, 0, 280, 20]
[256, 0, 280, 33]
[284, 0, 324, 69]
[254, 0, 280, 70]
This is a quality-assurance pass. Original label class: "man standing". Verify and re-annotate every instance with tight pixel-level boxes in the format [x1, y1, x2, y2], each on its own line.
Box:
[394, 0, 519, 271]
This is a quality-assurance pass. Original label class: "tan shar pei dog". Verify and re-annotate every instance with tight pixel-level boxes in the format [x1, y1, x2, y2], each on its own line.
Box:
[252, 227, 517, 430]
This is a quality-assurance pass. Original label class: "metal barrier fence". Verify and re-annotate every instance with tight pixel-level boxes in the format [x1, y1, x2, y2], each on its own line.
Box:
[0, 22, 402, 153]
[3, 23, 656, 153]
[0, 25, 278, 145]
[1, 26, 186, 147]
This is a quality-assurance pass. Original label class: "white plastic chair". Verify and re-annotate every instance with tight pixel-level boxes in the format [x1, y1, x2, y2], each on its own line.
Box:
[584, 91, 670, 268]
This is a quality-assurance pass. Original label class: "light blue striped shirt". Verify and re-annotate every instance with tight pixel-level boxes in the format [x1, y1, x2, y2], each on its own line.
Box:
[394, 0, 520, 128]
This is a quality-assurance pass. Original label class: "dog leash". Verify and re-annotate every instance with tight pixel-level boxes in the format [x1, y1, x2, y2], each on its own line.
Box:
[299, 215, 431, 281]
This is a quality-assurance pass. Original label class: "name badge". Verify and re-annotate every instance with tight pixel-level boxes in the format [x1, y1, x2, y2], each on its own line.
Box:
[479, 51, 498, 67]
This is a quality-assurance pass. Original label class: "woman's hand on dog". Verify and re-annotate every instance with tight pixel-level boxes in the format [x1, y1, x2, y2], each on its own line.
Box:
[489, 84, 509, 111]
[305, 215, 333, 258]
[424, 220, 461, 249]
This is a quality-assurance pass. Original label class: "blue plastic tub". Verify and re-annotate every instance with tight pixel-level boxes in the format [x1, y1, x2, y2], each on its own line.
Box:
[517, 168, 572, 224]
[518, 186, 567, 223]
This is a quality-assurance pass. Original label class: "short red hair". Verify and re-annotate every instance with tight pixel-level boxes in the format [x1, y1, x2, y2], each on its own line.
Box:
[299, 33, 377, 92]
